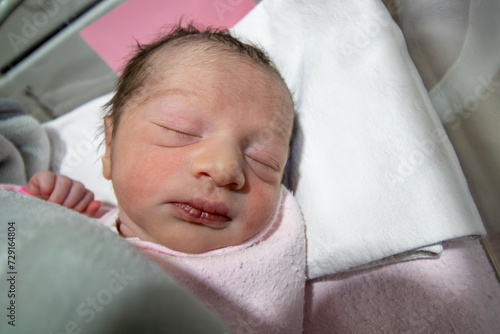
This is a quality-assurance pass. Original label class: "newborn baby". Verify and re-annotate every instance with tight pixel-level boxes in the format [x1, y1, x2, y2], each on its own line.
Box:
[25, 23, 295, 253]
[17, 24, 305, 333]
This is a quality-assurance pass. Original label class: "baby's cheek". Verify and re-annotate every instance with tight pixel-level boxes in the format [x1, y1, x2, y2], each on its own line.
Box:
[111, 163, 151, 214]
[244, 187, 280, 232]
[115, 150, 156, 189]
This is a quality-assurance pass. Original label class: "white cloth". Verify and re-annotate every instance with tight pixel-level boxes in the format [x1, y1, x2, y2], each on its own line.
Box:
[231, 0, 485, 278]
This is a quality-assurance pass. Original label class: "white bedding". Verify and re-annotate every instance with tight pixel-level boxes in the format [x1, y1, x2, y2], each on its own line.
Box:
[43, 0, 486, 279]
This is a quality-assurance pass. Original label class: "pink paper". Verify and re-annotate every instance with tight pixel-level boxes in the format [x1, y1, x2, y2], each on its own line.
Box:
[80, 0, 255, 74]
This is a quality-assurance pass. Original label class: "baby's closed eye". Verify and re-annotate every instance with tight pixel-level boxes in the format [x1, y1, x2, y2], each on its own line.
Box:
[245, 154, 280, 172]
[151, 121, 201, 147]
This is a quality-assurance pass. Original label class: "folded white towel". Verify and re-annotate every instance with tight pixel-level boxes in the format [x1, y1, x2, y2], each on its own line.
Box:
[231, 0, 485, 278]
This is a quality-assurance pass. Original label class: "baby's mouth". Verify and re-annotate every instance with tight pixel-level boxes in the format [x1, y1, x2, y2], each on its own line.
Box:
[170, 200, 231, 229]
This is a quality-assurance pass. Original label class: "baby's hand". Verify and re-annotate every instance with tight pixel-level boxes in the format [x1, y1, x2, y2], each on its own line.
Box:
[25, 171, 102, 217]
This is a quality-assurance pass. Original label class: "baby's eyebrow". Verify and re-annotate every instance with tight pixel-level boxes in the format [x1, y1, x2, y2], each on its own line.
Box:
[156, 88, 200, 98]
[137, 88, 201, 106]
[251, 127, 291, 153]
[264, 115, 294, 143]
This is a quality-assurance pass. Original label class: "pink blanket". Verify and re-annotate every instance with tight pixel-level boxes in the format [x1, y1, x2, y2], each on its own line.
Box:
[304, 240, 500, 333]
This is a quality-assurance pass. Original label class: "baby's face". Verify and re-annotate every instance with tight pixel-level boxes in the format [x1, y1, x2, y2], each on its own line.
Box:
[103, 53, 293, 253]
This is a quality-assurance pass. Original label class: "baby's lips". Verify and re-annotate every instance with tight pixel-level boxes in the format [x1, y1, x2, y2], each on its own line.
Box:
[170, 202, 231, 229]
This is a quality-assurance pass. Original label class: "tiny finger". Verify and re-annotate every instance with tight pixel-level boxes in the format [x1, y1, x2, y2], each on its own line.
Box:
[72, 191, 95, 213]
[46, 175, 72, 205]
[85, 200, 102, 217]
[61, 181, 88, 209]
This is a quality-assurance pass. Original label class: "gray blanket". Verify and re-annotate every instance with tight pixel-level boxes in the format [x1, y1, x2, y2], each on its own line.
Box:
[0, 99, 50, 184]
[0, 190, 228, 333]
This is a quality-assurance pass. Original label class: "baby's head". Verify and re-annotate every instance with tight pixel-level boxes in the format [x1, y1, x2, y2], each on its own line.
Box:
[102, 24, 295, 253]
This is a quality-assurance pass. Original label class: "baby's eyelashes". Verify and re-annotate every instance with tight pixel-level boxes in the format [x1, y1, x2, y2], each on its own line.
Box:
[151, 121, 201, 147]
[169, 128, 199, 139]
[244, 153, 283, 183]
[245, 154, 280, 172]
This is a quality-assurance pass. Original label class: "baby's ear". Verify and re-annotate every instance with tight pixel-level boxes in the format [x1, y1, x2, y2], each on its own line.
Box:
[102, 117, 113, 180]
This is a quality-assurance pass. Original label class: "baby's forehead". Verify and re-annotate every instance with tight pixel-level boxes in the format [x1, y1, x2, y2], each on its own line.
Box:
[145, 44, 292, 106]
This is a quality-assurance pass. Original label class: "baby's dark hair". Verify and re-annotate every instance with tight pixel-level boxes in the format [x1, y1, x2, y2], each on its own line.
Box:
[103, 23, 293, 137]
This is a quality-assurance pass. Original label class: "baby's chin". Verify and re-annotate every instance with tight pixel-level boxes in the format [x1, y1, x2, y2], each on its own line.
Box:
[117, 219, 238, 254]
[167, 225, 257, 254]
[116, 201, 278, 254]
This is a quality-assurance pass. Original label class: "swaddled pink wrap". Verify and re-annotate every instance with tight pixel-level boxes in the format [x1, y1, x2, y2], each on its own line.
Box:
[124, 186, 306, 333]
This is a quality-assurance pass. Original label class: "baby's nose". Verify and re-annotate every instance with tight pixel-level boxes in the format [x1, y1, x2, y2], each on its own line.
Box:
[190, 140, 245, 190]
